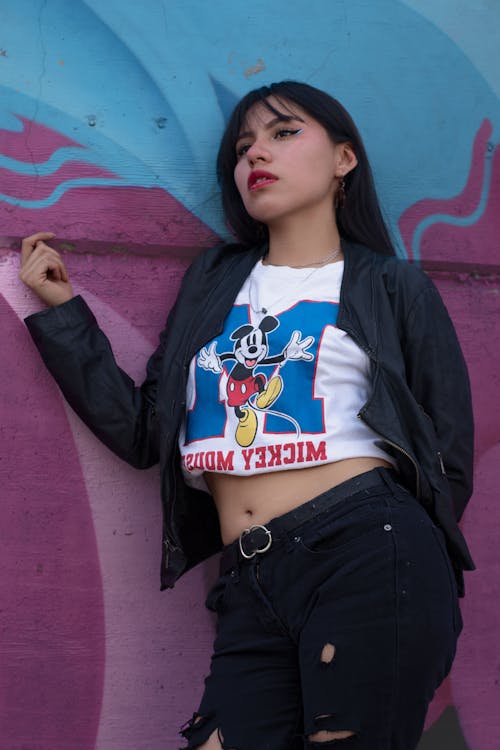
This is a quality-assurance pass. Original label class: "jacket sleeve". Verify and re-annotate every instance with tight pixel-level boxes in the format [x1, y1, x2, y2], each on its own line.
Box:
[401, 280, 474, 521]
[24, 291, 177, 470]
[25, 254, 195, 476]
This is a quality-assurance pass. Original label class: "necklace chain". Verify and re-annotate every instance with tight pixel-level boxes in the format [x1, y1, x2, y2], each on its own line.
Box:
[249, 247, 342, 316]
[262, 245, 342, 269]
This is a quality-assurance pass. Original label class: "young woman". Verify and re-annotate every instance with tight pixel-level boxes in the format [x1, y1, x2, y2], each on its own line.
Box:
[19, 81, 475, 749]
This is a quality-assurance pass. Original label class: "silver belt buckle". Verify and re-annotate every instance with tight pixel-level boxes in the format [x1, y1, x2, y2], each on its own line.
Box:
[238, 524, 272, 559]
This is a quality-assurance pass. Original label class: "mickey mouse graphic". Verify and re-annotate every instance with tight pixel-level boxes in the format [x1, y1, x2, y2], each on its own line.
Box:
[198, 315, 314, 447]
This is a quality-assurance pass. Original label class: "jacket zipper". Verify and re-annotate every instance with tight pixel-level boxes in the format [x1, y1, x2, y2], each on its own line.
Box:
[338, 250, 422, 501]
[374, 429, 421, 500]
[437, 451, 446, 475]
[356, 404, 421, 500]
[339, 320, 422, 501]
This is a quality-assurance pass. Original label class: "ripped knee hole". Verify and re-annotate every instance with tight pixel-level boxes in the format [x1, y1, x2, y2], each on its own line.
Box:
[320, 643, 336, 664]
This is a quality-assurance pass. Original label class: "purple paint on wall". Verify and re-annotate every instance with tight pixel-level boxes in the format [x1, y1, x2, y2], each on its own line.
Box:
[400, 120, 498, 268]
[0, 116, 84, 161]
[0, 117, 220, 253]
[0, 111, 224, 747]
[0, 295, 105, 750]
[400, 118, 500, 743]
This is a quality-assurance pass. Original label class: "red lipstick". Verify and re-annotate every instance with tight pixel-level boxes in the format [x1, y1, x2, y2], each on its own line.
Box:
[248, 170, 278, 191]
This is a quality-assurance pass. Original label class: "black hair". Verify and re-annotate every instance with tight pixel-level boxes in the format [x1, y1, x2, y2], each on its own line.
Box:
[216, 80, 395, 256]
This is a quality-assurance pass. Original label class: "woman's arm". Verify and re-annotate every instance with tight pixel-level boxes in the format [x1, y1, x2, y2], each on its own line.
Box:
[24, 295, 164, 468]
[19, 232, 172, 469]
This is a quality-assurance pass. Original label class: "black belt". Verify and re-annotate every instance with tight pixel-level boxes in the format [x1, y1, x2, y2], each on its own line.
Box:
[220, 467, 397, 574]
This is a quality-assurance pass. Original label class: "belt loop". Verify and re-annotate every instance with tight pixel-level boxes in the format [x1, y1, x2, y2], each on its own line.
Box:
[378, 467, 397, 494]
[379, 467, 408, 504]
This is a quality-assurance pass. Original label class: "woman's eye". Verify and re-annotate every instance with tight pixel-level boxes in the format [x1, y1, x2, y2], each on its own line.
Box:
[274, 128, 303, 140]
[236, 143, 251, 159]
[235, 127, 303, 158]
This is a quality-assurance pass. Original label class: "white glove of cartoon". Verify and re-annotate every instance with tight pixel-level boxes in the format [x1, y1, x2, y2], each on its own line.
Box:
[198, 342, 223, 373]
[284, 330, 314, 362]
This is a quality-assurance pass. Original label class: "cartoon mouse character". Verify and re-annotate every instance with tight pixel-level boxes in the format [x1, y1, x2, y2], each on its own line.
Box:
[198, 315, 314, 446]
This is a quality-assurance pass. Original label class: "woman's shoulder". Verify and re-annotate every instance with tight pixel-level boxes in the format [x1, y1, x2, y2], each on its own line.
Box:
[347, 241, 433, 296]
[187, 241, 260, 274]
[173, 242, 264, 310]
[344, 241, 441, 325]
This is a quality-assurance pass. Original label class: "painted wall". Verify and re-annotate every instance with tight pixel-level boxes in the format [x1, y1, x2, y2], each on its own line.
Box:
[1, 1, 498, 748]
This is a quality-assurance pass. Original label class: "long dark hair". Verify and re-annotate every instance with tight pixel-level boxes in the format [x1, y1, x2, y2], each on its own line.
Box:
[216, 80, 395, 257]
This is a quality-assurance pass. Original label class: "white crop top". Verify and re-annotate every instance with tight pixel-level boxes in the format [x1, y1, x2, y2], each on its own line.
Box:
[179, 258, 395, 490]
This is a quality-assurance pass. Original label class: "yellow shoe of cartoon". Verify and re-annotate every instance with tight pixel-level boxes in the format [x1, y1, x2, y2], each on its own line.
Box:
[236, 407, 258, 447]
[256, 376, 283, 409]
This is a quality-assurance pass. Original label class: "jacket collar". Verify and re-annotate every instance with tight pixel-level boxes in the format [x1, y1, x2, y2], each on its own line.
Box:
[336, 240, 378, 357]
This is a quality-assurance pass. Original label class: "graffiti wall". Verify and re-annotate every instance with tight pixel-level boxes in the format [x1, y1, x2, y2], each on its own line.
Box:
[1, 1, 498, 748]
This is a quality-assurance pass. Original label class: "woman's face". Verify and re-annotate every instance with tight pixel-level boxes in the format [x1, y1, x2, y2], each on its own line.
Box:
[233, 97, 356, 228]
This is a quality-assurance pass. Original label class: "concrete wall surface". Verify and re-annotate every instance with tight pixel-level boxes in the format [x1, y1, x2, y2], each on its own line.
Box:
[1, 1, 499, 748]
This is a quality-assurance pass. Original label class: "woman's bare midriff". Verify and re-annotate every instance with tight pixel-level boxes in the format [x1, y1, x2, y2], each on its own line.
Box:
[205, 457, 393, 545]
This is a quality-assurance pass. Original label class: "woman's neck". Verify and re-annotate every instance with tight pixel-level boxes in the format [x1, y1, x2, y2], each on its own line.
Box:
[265, 212, 342, 267]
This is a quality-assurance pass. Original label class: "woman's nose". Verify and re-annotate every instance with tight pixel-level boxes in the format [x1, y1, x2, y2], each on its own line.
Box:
[246, 140, 271, 165]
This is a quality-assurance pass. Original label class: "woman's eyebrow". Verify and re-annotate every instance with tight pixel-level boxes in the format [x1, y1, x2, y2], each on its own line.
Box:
[236, 115, 305, 142]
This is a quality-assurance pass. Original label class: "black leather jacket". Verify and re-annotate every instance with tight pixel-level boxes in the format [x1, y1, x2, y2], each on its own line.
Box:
[25, 240, 475, 595]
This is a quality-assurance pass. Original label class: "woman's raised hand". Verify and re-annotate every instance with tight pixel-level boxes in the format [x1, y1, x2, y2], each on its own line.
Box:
[19, 232, 74, 307]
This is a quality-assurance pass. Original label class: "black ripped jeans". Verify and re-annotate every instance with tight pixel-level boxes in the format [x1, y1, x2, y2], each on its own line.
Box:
[180, 468, 462, 750]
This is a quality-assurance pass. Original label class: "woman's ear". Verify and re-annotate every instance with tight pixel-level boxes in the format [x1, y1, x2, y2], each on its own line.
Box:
[337, 142, 358, 176]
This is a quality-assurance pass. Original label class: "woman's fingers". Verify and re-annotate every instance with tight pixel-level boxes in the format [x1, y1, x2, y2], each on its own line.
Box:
[20, 243, 66, 284]
[21, 231, 56, 265]
[19, 232, 74, 306]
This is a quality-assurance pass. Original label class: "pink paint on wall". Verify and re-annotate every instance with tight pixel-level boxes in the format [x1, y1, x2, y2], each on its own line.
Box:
[1, 184, 220, 256]
[399, 120, 500, 742]
[0, 161, 118, 201]
[453, 444, 500, 749]
[400, 120, 500, 456]
[0, 117, 220, 252]
[1, 250, 218, 750]
[0, 294, 105, 750]
[399, 120, 498, 267]
[0, 110, 223, 745]
[0, 116, 84, 161]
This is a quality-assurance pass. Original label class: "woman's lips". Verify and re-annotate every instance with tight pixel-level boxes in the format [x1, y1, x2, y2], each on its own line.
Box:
[248, 170, 278, 190]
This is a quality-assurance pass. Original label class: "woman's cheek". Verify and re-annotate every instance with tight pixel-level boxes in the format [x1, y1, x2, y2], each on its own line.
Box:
[233, 166, 246, 200]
